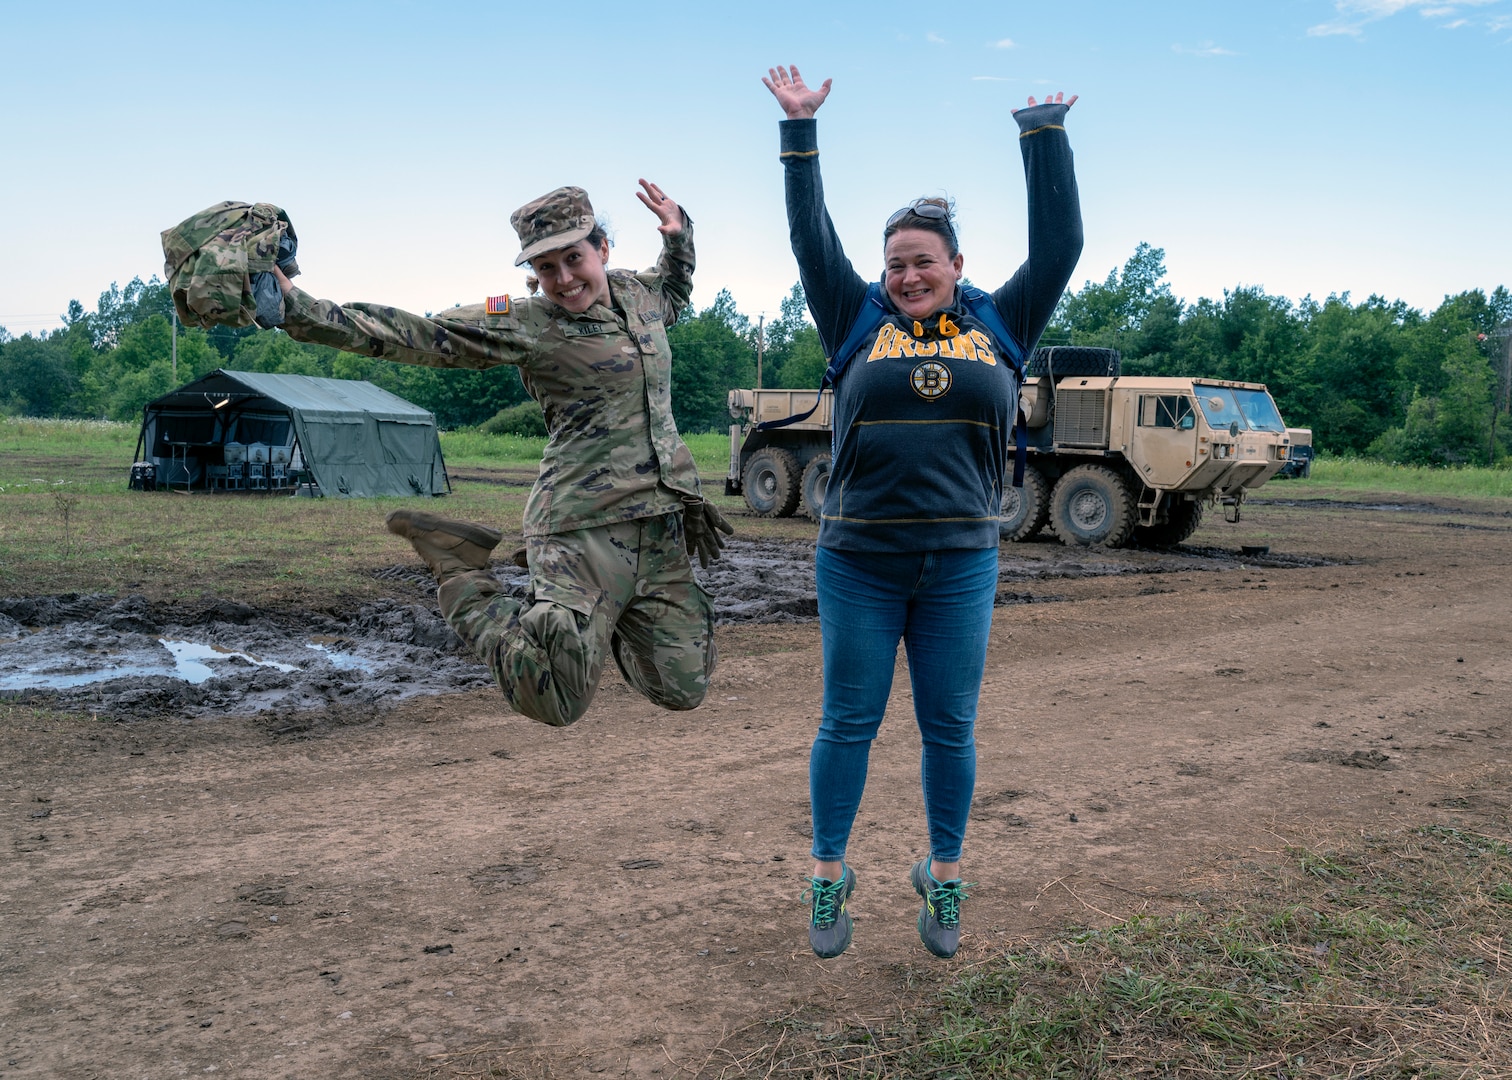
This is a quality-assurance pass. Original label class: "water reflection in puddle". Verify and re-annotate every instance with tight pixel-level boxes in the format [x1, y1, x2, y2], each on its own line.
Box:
[1, 660, 186, 691]
[0, 636, 366, 692]
[159, 639, 299, 685]
[305, 641, 379, 673]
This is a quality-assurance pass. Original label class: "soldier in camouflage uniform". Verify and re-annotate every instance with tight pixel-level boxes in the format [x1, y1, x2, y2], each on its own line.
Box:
[270, 180, 731, 727]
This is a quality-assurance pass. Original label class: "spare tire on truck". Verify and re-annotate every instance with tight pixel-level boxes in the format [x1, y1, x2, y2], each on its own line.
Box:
[742, 447, 802, 517]
[1026, 346, 1121, 379]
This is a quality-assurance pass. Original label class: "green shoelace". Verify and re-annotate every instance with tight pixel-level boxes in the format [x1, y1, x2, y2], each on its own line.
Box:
[804, 876, 848, 927]
[927, 879, 973, 928]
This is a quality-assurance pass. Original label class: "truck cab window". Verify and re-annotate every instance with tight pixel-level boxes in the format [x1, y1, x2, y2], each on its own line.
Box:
[1139, 395, 1195, 430]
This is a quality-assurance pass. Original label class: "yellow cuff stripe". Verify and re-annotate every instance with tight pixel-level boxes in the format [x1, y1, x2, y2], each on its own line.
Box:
[1019, 124, 1066, 138]
[780, 149, 820, 158]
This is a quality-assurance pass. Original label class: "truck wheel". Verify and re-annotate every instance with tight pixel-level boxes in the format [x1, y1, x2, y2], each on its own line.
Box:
[999, 464, 1050, 542]
[1134, 499, 1204, 549]
[742, 447, 802, 517]
[1026, 346, 1121, 379]
[800, 453, 831, 522]
[1049, 464, 1136, 547]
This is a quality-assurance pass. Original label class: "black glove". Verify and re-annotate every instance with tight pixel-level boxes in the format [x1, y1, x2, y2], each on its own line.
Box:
[251, 272, 284, 328]
[682, 496, 735, 568]
[252, 226, 301, 330]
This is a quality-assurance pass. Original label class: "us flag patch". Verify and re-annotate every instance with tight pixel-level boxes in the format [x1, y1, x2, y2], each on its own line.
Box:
[485, 294, 511, 314]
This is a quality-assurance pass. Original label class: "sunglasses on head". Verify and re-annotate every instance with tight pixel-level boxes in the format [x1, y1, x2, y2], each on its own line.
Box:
[885, 201, 951, 231]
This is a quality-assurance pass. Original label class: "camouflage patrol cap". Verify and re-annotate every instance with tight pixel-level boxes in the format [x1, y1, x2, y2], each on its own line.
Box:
[511, 186, 597, 267]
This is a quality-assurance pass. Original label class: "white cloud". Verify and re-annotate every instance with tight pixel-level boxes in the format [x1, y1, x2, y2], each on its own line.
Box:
[926, 31, 947, 45]
[1172, 40, 1239, 56]
[991, 37, 1017, 48]
[1307, 0, 1504, 37]
[1442, 17, 1470, 25]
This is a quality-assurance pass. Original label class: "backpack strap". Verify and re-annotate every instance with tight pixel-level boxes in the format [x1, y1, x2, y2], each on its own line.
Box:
[960, 286, 1031, 488]
[754, 283, 889, 431]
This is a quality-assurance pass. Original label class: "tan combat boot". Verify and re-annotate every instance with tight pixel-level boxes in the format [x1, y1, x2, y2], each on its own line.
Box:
[385, 510, 503, 581]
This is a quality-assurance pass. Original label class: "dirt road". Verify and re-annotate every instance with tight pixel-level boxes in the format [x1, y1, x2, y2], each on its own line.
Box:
[4, 496, 1509, 1079]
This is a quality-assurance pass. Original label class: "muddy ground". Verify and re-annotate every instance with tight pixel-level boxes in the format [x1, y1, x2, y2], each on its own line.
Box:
[3, 495, 1510, 1078]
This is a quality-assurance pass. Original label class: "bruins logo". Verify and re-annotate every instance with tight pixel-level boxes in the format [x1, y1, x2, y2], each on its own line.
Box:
[911, 360, 952, 400]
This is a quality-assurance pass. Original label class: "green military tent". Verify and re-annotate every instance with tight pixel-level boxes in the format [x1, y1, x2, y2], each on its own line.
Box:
[133, 369, 450, 497]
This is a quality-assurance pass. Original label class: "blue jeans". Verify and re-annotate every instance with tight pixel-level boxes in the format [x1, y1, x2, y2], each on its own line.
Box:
[810, 545, 999, 864]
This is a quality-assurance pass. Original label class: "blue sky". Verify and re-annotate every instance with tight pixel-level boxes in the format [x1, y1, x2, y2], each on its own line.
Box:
[1, 0, 1508, 338]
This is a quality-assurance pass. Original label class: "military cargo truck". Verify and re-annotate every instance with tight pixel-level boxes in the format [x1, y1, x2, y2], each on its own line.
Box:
[724, 347, 1302, 548]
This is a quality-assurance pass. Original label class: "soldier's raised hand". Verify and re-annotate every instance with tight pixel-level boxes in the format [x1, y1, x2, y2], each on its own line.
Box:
[763, 65, 832, 120]
[636, 179, 683, 236]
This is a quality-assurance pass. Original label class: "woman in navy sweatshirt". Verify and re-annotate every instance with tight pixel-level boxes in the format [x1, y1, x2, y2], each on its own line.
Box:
[763, 64, 1083, 960]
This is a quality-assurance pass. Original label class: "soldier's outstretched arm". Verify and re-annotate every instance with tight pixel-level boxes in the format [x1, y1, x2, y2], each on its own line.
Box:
[633, 179, 696, 326]
[271, 265, 539, 370]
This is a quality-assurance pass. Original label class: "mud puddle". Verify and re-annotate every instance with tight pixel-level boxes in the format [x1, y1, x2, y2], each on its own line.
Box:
[997, 539, 1334, 580]
[699, 537, 1327, 613]
[0, 538, 1321, 721]
[0, 594, 493, 720]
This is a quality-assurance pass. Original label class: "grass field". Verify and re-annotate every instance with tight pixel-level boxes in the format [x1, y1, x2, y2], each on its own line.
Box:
[440, 427, 732, 475]
[3, 416, 1510, 603]
[1302, 454, 1512, 500]
[0, 420, 756, 602]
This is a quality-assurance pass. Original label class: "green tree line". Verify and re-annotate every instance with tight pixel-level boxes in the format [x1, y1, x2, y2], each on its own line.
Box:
[3, 252, 1509, 466]
[0, 277, 825, 436]
[0, 278, 539, 431]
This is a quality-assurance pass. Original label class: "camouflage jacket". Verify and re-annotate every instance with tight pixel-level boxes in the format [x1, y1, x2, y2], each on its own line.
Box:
[281, 223, 701, 537]
[161, 201, 299, 329]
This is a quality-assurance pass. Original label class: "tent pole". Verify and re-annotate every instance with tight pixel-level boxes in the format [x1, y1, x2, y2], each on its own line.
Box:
[130, 408, 148, 489]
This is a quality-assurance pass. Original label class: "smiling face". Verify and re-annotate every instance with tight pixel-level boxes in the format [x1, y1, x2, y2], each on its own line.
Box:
[530, 237, 611, 313]
[883, 228, 964, 320]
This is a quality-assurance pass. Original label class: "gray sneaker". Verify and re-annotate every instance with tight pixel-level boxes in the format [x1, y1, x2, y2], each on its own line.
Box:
[910, 860, 970, 959]
[803, 863, 856, 958]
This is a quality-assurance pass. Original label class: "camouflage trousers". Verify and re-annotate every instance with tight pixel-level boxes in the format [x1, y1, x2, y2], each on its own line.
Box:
[437, 512, 716, 727]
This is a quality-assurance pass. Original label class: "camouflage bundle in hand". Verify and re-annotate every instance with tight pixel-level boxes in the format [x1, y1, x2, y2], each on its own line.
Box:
[161, 201, 300, 329]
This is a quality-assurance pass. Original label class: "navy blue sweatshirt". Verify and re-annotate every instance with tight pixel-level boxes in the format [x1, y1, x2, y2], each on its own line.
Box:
[780, 103, 1083, 551]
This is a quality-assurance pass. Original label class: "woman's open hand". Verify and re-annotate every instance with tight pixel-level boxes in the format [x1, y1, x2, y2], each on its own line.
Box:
[1013, 91, 1078, 113]
[636, 179, 682, 236]
[763, 65, 832, 120]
